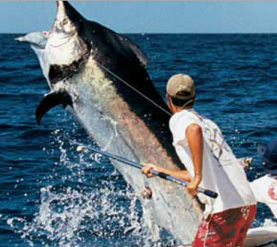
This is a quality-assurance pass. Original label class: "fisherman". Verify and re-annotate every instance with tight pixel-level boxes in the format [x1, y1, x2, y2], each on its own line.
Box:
[142, 74, 257, 247]
[250, 139, 277, 218]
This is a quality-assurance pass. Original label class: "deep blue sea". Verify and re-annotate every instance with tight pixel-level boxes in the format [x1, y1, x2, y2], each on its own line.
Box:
[1, 33, 277, 246]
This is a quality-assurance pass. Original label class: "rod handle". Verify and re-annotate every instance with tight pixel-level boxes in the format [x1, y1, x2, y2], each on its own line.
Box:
[152, 170, 218, 199]
[202, 189, 218, 199]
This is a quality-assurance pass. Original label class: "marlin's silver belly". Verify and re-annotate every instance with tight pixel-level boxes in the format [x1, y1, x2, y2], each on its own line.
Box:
[55, 57, 202, 243]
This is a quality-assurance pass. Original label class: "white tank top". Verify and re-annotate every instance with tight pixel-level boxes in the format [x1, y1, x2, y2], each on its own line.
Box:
[169, 109, 256, 217]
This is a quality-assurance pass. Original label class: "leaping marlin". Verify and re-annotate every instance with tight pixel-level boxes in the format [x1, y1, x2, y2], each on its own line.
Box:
[16, 1, 202, 243]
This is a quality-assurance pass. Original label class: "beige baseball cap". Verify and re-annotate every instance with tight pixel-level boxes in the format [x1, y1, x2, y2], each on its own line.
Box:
[166, 74, 195, 100]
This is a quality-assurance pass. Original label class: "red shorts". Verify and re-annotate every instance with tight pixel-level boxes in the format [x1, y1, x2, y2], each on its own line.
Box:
[192, 205, 257, 247]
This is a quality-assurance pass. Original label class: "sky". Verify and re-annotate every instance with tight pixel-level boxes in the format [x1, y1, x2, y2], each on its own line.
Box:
[1, 1, 277, 34]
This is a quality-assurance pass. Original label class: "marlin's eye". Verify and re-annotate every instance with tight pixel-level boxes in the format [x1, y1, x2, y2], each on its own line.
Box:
[62, 19, 69, 25]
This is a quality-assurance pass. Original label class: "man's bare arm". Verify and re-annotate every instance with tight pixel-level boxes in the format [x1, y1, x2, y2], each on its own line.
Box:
[186, 123, 203, 196]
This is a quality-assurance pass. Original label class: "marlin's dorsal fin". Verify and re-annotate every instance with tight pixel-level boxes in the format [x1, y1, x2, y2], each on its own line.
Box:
[126, 39, 149, 67]
[36, 91, 73, 125]
[116, 34, 149, 67]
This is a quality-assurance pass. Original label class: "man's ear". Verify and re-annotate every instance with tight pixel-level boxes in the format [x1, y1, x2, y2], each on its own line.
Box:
[166, 94, 174, 112]
[166, 94, 171, 103]
[166, 94, 171, 105]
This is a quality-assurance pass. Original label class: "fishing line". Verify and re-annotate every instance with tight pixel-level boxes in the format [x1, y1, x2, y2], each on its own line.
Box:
[95, 61, 173, 117]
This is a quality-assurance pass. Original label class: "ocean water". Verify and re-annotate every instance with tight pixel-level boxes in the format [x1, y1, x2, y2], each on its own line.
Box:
[1, 33, 277, 246]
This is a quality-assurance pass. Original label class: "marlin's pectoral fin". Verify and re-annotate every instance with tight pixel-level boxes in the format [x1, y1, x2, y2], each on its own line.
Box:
[36, 91, 73, 125]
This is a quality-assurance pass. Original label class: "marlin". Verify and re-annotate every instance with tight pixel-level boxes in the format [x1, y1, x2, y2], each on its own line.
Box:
[17, 1, 203, 243]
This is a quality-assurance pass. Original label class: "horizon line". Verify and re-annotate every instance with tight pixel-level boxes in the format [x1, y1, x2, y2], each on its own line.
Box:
[2, 32, 277, 35]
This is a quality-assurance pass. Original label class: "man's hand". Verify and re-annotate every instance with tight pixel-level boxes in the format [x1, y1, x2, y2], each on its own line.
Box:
[238, 157, 253, 170]
[187, 176, 201, 197]
[141, 163, 158, 178]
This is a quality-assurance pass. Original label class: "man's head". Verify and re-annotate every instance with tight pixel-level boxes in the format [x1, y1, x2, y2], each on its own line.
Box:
[259, 139, 277, 175]
[166, 74, 196, 113]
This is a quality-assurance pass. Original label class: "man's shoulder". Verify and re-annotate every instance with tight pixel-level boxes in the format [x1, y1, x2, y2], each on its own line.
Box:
[172, 109, 199, 120]
[170, 110, 199, 126]
[169, 110, 202, 136]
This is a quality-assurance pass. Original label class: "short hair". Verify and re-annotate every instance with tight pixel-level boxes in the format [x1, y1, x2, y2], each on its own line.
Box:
[171, 96, 195, 108]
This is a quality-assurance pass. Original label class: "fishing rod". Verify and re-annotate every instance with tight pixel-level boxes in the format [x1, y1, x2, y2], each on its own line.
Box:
[75, 143, 218, 199]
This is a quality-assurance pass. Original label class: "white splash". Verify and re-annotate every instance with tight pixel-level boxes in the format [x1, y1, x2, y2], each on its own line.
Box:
[7, 126, 162, 247]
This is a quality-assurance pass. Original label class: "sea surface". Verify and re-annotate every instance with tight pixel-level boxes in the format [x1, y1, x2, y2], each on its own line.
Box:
[1, 33, 277, 247]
